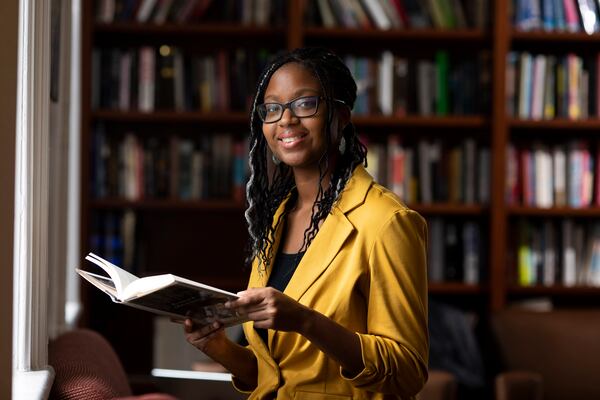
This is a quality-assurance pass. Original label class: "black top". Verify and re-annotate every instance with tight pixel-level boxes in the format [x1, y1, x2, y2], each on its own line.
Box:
[256, 250, 305, 346]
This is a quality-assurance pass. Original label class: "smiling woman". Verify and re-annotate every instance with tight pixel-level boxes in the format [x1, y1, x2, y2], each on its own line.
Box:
[179, 47, 429, 400]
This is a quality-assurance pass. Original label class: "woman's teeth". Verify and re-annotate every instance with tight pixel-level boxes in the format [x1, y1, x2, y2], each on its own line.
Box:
[281, 136, 302, 143]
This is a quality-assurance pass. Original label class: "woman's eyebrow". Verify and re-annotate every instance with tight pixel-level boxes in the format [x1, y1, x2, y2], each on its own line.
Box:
[264, 88, 320, 102]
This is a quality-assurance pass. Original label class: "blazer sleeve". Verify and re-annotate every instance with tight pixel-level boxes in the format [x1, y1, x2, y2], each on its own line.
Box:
[341, 209, 429, 397]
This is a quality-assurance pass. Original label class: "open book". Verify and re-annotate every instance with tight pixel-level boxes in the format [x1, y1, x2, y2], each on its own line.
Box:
[78, 253, 247, 327]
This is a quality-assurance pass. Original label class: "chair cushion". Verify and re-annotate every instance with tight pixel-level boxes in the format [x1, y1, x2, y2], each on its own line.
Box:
[49, 329, 132, 400]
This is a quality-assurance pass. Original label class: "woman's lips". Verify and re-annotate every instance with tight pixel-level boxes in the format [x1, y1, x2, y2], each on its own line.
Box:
[278, 133, 307, 149]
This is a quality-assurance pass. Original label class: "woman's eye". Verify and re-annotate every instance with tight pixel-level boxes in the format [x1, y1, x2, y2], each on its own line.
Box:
[265, 104, 280, 113]
[296, 98, 317, 109]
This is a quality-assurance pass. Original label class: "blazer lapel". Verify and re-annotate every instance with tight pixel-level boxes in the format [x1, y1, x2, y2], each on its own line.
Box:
[283, 166, 373, 302]
[283, 207, 354, 302]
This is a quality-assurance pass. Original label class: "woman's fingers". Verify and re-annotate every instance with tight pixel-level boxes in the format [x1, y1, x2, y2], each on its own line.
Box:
[227, 287, 276, 310]
[185, 320, 221, 341]
[188, 323, 222, 342]
[187, 323, 224, 352]
[183, 318, 194, 332]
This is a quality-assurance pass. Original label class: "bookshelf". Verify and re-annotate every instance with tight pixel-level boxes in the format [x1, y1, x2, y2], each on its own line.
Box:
[502, 0, 600, 302]
[81, 0, 600, 375]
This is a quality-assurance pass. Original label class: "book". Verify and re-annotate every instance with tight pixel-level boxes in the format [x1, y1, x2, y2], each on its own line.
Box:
[362, 0, 392, 29]
[78, 252, 247, 327]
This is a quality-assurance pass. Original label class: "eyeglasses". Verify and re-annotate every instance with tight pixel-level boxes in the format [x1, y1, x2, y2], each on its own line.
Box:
[257, 96, 346, 124]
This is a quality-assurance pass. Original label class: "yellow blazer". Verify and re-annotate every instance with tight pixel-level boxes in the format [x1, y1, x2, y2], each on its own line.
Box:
[233, 165, 429, 399]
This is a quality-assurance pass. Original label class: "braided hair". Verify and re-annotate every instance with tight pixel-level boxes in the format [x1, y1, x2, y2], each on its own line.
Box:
[245, 47, 367, 272]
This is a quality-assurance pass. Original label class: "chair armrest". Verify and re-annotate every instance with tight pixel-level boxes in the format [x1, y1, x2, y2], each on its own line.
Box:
[495, 371, 542, 400]
[416, 370, 457, 400]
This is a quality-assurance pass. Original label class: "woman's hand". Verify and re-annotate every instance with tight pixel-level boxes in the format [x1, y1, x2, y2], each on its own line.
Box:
[175, 318, 259, 388]
[182, 319, 229, 355]
[227, 287, 313, 333]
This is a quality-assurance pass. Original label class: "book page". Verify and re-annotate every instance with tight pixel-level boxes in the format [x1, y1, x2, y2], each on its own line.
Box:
[85, 252, 139, 295]
[126, 280, 247, 327]
[121, 274, 175, 300]
[76, 269, 118, 301]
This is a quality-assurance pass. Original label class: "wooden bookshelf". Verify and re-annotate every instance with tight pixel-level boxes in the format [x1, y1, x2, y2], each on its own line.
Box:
[429, 282, 487, 295]
[503, 18, 600, 307]
[81, 0, 600, 376]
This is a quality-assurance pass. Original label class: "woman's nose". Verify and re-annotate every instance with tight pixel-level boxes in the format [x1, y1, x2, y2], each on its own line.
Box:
[278, 107, 298, 126]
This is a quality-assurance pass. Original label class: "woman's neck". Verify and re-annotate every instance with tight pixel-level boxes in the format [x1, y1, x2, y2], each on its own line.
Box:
[291, 155, 337, 211]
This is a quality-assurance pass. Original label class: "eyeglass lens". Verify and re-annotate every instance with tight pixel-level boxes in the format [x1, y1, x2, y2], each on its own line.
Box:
[259, 96, 320, 123]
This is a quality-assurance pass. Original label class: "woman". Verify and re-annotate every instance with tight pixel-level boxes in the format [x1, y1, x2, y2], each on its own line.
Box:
[183, 47, 429, 399]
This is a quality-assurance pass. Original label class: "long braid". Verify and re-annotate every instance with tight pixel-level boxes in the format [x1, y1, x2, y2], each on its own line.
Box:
[245, 47, 367, 271]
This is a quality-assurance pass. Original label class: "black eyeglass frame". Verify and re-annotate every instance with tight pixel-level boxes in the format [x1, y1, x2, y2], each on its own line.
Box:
[256, 95, 347, 124]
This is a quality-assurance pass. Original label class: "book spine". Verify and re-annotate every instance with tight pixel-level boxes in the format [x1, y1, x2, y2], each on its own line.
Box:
[435, 51, 449, 115]
[563, 0, 581, 32]
[138, 46, 156, 112]
[362, 0, 392, 29]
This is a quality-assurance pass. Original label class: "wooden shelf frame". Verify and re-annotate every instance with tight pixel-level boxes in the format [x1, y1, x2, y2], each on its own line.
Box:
[507, 207, 600, 217]
[511, 30, 600, 43]
[509, 118, 600, 130]
[81, 1, 600, 352]
[303, 27, 489, 42]
[429, 282, 487, 295]
[508, 285, 600, 296]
